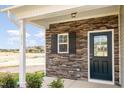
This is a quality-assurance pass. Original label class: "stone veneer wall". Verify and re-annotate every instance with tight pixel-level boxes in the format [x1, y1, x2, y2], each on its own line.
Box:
[46, 15, 119, 85]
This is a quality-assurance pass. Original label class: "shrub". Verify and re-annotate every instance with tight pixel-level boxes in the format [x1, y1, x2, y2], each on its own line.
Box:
[48, 78, 64, 88]
[0, 71, 44, 88]
[0, 76, 3, 87]
[26, 71, 44, 88]
[0, 73, 17, 88]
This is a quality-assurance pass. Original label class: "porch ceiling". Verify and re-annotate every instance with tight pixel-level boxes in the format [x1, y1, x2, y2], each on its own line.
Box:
[2, 5, 112, 21]
[27, 5, 111, 21]
[30, 5, 119, 28]
[2, 5, 119, 28]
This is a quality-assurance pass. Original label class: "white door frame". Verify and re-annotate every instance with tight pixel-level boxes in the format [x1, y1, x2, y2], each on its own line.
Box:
[87, 29, 115, 85]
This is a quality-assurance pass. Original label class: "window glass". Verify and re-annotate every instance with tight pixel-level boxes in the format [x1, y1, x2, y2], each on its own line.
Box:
[59, 35, 67, 43]
[94, 35, 108, 56]
[58, 33, 68, 53]
[59, 44, 67, 52]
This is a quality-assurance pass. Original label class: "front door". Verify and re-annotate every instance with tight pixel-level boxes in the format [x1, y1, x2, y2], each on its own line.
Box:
[90, 31, 112, 81]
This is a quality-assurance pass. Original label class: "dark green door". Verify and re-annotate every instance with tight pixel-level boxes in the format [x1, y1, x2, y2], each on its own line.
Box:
[90, 31, 112, 81]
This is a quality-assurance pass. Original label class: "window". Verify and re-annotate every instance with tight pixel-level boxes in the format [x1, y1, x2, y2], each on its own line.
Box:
[94, 35, 108, 56]
[58, 33, 69, 53]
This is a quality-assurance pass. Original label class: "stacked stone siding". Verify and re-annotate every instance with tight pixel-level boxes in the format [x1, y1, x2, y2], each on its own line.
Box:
[46, 15, 119, 85]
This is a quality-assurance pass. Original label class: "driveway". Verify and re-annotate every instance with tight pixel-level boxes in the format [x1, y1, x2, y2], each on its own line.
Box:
[0, 53, 45, 73]
[0, 65, 45, 73]
[42, 77, 120, 88]
[0, 53, 45, 67]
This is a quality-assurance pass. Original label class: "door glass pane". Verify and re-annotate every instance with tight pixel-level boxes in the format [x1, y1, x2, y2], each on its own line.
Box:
[94, 35, 108, 56]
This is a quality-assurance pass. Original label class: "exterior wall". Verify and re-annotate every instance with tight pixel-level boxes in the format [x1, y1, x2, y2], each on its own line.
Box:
[120, 6, 124, 87]
[46, 15, 119, 85]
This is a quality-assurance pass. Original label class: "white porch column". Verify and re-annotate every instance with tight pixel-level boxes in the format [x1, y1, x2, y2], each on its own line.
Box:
[19, 19, 26, 88]
[120, 6, 124, 87]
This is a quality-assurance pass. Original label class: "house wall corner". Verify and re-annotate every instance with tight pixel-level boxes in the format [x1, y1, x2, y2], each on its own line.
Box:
[120, 5, 124, 87]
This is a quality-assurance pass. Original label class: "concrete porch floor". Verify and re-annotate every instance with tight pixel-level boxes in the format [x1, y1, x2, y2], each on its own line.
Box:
[42, 77, 120, 88]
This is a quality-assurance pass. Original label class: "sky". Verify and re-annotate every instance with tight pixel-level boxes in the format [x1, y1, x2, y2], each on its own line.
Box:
[0, 5, 45, 49]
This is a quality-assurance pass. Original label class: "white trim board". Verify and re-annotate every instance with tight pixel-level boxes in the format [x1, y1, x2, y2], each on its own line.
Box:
[118, 6, 121, 85]
[87, 29, 115, 85]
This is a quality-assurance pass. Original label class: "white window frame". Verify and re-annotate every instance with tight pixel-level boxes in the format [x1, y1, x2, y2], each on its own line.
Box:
[58, 33, 69, 54]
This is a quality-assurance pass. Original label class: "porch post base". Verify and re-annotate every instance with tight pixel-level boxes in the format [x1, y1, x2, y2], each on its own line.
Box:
[19, 82, 26, 88]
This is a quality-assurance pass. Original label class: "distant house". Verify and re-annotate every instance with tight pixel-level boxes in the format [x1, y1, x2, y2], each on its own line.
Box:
[1, 5, 124, 87]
